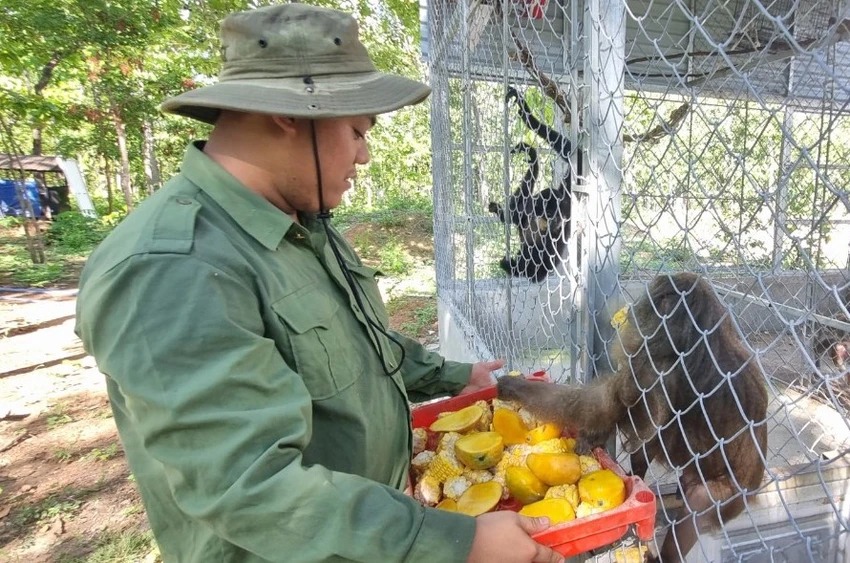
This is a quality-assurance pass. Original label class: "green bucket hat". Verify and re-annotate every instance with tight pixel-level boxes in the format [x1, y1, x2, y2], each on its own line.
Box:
[161, 3, 431, 124]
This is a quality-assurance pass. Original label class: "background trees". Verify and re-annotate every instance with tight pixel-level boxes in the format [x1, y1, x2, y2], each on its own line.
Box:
[0, 0, 433, 216]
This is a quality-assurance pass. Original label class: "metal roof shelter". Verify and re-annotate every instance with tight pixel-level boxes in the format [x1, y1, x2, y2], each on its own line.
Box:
[0, 153, 97, 218]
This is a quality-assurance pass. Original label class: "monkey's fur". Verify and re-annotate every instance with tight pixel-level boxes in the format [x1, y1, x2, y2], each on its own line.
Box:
[488, 142, 569, 282]
[498, 273, 768, 562]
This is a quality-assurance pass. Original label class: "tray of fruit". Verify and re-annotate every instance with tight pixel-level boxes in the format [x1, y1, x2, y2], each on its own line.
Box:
[409, 373, 657, 558]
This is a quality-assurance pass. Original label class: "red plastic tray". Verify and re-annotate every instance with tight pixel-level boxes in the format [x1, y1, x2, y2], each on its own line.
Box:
[410, 376, 657, 558]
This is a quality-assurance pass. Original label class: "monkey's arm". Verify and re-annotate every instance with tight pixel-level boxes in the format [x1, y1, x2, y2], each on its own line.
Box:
[497, 376, 622, 451]
[487, 201, 506, 223]
[506, 87, 571, 160]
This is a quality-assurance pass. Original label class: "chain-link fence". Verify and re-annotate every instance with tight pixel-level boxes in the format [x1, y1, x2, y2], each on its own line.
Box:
[424, 0, 850, 559]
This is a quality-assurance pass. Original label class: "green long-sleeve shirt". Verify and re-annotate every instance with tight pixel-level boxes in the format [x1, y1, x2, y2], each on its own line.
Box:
[75, 142, 477, 562]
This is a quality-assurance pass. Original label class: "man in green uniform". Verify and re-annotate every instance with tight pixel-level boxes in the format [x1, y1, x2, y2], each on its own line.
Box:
[75, 3, 562, 562]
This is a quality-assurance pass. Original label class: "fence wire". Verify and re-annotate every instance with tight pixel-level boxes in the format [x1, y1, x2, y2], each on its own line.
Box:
[424, 0, 850, 559]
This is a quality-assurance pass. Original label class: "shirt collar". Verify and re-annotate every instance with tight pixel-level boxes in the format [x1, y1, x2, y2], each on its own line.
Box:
[179, 141, 295, 251]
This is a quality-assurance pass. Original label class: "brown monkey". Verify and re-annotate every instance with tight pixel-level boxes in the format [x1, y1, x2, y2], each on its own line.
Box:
[497, 272, 768, 562]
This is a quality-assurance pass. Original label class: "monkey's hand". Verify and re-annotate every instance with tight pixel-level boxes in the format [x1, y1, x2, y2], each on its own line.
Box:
[575, 430, 609, 455]
[505, 85, 519, 103]
[487, 201, 501, 214]
[496, 375, 547, 406]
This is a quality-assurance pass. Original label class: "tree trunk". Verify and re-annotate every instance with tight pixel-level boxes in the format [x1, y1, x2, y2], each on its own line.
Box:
[31, 52, 62, 157]
[110, 101, 133, 210]
[142, 121, 162, 193]
[32, 128, 43, 156]
[103, 155, 114, 214]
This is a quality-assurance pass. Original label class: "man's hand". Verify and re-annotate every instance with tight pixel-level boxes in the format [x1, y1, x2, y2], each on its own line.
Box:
[458, 359, 505, 395]
[467, 511, 563, 563]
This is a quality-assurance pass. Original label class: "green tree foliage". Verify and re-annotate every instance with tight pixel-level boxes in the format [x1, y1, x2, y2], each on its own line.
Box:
[0, 0, 433, 215]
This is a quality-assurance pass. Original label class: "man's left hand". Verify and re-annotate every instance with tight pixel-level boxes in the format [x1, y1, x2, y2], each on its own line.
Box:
[458, 359, 505, 395]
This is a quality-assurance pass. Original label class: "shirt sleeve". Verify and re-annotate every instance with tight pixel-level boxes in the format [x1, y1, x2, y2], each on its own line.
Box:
[76, 253, 475, 562]
[391, 330, 473, 403]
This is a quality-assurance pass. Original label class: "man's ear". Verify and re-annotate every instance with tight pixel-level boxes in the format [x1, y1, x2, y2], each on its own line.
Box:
[271, 115, 299, 136]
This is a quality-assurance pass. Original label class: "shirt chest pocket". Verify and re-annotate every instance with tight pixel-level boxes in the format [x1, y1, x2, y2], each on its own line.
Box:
[271, 289, 363, 400]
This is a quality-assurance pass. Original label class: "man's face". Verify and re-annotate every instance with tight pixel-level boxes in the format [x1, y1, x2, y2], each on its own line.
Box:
[288, 115, 374, 212]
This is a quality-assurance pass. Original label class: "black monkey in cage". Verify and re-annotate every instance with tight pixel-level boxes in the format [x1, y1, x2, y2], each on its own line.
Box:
[487, 86, 576, 282]
[488, 142, 539, 227]
[506, 85, 582, 228]
[498, 272, 768, 562]
[488, 142, 569, 282]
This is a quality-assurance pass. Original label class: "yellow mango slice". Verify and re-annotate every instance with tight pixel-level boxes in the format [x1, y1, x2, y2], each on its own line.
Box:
[492, 408, 529, 445]
[518, 498, 576, 525]
[429, 405, 484, 433]
[577, 469, 627, 511]
[525, 422, 563, 445]
[455, 432, 504, 470]
[526, 452, 582, 486]
[435, 498, 458, 512]
[456, 481, 503, 516]
[506, 466, 549, 505]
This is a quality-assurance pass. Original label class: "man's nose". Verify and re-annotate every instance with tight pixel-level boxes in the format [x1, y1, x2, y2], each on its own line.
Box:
[357, 145, 370, 165]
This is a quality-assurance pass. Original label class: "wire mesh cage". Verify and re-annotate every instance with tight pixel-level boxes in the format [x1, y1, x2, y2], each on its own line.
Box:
[423, 0, 850, 559]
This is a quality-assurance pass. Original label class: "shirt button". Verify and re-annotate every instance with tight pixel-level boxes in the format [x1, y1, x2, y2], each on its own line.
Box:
[176, 198, 193, 205]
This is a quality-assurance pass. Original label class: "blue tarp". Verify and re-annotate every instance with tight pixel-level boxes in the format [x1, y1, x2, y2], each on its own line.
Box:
[0, 179, 43, 218]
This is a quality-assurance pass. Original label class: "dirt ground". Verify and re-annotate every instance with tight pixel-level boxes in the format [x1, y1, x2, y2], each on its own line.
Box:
[0, 289, 151, 562]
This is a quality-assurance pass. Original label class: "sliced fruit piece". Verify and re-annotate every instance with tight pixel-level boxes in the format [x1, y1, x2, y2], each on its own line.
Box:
[456, 481, 503, 516]
[429, 405, 485, 433]
[611, 305, 630, 330]
[492, 408, 529, 445]
[526, 452, 582, 486]
[577, 469, 627, 511]
[505, 465, 549, 505]
[455, 431, 504, 470]
[435, 498, 458, 512]
[525, 422, 562, 445]
[518, 498, 576, 525]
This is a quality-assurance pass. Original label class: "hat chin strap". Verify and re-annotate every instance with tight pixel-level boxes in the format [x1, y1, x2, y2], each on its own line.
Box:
[307, 119, 406, 377]
[309, 120, 332, 220]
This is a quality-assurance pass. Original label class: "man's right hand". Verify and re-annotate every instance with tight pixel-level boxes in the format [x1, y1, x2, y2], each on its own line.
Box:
[467, 511, 564, 563]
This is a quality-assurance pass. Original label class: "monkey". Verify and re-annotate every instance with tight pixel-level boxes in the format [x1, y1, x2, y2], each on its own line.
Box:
[811, 286, 850, 374]
[488, 142, 569, 282]
[488, 142, 539, 228]
[506, 85, 582, 227]
[497, 272, 768, 562]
